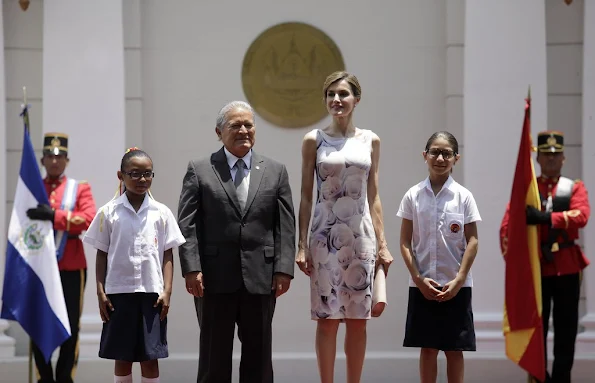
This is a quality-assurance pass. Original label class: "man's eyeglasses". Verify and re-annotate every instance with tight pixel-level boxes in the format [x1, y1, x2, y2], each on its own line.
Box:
[228, 123, 254, 130]
[123, 171, 154, 180]
[426, 149, 456, 160]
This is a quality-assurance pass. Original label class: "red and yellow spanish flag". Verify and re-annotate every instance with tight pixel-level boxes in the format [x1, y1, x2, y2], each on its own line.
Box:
[503, 95, 545, 382]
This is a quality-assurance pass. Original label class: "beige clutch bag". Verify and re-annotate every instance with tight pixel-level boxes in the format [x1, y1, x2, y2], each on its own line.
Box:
[371, 264, 387, 317]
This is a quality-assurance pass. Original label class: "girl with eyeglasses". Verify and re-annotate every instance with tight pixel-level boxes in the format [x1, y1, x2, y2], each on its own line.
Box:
[396, 131, 481, 383]
[83, 148, 185, 383]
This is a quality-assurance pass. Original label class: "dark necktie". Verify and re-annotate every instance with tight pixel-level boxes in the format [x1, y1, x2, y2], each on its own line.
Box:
[234, 159, 248, 210]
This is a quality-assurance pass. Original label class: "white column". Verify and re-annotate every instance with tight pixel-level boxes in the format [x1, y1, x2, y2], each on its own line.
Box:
[576, 0, 595, 355]
[0, 1, 16, 358]
[43, 0, 125, 356]
[464, 0, 547, 354]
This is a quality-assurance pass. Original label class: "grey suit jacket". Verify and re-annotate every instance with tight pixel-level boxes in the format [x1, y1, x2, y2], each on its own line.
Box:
[177, 147, 296, 295]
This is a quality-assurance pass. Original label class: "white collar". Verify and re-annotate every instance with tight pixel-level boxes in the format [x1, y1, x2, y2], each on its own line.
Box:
[114, 192, 151, 213]
[423, 175, 455, 195]
[223, 147, 252, 170]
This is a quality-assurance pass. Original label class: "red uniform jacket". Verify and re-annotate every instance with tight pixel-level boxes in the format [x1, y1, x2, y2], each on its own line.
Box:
[45, 175, 97, 271]
[500, 176, 590, 277]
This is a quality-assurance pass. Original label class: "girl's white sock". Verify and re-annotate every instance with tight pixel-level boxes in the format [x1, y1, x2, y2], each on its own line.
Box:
[141, 377, 159, 383]
[114, 374, 133, 383]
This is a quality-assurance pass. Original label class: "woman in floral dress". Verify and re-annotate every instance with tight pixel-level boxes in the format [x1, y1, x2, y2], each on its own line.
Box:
[296, 71, 393, 383]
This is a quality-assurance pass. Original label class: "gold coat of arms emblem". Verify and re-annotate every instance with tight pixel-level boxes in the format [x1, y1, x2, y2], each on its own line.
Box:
[242, 22, 345, 128]
[547, 136, 557, 146]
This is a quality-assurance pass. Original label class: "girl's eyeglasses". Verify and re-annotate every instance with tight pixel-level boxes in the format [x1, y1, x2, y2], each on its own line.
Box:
[426, 149, 456, 160]
[123, 171, 154, 180]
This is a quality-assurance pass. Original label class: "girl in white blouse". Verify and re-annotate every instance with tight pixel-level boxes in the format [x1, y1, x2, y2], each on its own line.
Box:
[83, 148, 185, 383]
[397, 132, 481, 383]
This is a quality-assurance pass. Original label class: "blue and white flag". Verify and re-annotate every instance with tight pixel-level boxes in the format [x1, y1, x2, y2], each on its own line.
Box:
[1, 117, 71, 362]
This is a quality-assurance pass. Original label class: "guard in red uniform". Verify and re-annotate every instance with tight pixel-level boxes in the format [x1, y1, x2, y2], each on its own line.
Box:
[26, 133, 97, 383]
[500, 130, 590, 383]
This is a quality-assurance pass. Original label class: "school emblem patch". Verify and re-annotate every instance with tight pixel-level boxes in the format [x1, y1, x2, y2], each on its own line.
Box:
[450, 222, 461, 234]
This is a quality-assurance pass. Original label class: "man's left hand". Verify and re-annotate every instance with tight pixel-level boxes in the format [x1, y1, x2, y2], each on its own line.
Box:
[526, 206, 551, 225]
[26, 204, 55, 222]
[272, 273, 291, 298]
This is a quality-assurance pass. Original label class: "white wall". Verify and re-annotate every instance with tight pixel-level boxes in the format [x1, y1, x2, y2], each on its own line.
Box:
[446, 0, 465, 184]
[124, 0, 143, 149]
[546, 0, 584, 181]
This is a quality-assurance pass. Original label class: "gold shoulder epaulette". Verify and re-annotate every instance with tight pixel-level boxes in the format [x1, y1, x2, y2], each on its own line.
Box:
[78, 180, 88, 184]
[575, 179, 581, 184]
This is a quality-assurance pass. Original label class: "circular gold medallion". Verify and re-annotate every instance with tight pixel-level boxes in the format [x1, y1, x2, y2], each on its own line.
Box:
[242, 22, 345, 128]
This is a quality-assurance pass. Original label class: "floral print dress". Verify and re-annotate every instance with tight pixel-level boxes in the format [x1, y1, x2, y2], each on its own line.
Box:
[310, 128, 377, 320]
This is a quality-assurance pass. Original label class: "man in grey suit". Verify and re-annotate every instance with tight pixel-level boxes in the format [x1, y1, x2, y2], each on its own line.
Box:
[177, 101, 296, 383]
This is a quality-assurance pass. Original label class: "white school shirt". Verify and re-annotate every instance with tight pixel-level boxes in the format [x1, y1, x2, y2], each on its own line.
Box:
[83, 193, 186, 294]
[224, 147, 252, 184]
[396, 176, 481, 288]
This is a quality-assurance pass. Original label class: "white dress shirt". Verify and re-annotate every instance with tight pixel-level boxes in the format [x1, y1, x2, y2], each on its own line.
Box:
[83, 193, 186, 294]
[224, 147, 252, 184]
[396, 176, 481, 287]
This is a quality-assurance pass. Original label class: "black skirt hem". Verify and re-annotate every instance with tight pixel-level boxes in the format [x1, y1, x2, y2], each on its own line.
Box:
[403, 287, 476, 352]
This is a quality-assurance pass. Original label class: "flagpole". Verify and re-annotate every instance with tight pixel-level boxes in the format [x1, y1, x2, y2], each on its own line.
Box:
[23, 86, 33, 383]
[527, 86, 538, 153]
[28, 340, 33, 383]
[22, 86, 30, 134]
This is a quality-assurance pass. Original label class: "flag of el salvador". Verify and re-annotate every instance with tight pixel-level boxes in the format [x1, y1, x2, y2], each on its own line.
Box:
[1, 127, 71, 362]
